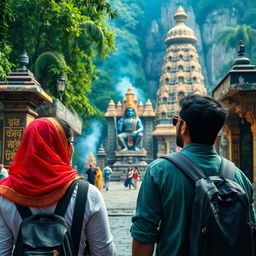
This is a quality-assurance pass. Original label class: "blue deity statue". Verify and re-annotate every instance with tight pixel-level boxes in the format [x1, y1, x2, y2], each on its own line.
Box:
[116, 108, 144, 151]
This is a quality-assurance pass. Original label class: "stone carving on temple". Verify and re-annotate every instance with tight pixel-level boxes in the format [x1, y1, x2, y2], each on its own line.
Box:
[153, 6, 207, 157]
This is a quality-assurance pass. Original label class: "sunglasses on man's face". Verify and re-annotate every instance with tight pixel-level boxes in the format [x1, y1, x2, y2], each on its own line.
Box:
[172, 116, 184, 126]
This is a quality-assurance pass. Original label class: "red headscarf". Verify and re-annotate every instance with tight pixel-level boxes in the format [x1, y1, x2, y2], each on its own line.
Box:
[0, 117, 81, 207]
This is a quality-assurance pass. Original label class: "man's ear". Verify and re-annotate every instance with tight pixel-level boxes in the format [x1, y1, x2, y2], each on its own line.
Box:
[181, 122, 189, 136]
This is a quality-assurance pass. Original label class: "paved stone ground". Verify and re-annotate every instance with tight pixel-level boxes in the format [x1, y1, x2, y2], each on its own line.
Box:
[109, 216, 133, 256]
[101, 181, 141, 256]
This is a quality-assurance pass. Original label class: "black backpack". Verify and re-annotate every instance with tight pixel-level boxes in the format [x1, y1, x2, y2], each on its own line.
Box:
[162, 152, 254, 256]
[13, 179, 89, 256]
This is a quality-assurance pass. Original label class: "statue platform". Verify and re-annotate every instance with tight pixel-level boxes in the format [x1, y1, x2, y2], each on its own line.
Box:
[111, 150, 148, 181]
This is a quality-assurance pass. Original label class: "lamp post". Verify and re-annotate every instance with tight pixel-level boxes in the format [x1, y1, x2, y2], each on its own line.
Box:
[56, 74, 66, 101]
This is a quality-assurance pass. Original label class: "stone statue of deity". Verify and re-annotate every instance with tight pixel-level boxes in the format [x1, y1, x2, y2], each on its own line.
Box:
[116, 107, 143, 151]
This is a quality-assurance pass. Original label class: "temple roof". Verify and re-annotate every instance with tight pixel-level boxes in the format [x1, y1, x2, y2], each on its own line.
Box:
[105, 99, 116, 117]
[123, 86, 138, 112]
[143, 99, 155, 117]
[165, 6, 197, 46]
[105, 88, 155, 117]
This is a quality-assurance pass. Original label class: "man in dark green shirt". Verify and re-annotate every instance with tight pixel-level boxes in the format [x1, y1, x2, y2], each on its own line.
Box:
[131, 94, 256, 256]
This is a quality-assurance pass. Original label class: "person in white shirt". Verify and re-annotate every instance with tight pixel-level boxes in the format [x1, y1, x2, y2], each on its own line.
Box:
[0, 117, 117, 256]
[103, 164, 113, 191]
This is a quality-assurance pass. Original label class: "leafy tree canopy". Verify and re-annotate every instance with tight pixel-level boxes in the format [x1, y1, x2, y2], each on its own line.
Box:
[89, 0, 149, 119]
[217, 25, 256, 64]
[0, 0, 13, 79]
[1, 0, 117, 118]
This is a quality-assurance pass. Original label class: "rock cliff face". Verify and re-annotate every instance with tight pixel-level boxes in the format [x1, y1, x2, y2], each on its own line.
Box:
[142, 0, 238, 100]
[201, 8, 238, 86]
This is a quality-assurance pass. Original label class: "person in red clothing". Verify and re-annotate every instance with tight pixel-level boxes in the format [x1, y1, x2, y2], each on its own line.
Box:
[0, 117, 117, 255]
[133, 167, 140, 190]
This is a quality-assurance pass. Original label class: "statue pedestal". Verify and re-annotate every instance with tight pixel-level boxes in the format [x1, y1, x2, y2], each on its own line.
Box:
[112, 150, 148, 181]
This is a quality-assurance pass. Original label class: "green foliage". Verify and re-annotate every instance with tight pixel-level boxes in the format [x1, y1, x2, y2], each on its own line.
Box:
[0, 44, 13, 81]
[217, 25, 256, 63]
[81, 21, 105, 54]
[90, 68, 120, 113]
[89, 0, 148, 116]
[34, 51, 67, 88]
[82, 0, 117, 20]
[4, 0, 116, 118]
[0, 0, 13, 80]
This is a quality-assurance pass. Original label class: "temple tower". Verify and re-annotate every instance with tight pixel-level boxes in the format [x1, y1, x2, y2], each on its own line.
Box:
[153, 6, 207, 157]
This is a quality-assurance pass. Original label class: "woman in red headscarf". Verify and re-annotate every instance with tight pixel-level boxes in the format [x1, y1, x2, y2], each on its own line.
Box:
[0, 117, 117, 256]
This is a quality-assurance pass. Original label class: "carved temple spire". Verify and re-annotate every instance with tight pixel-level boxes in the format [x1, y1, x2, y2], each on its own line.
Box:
[155, 6, 206, 125]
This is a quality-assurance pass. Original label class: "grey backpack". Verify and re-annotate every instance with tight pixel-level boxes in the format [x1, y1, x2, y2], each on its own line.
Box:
[162, 152, 254, 256]
[13, 180, 89, 256]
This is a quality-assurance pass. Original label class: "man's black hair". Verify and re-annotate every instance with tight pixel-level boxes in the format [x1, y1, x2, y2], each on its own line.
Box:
[179, 94, 228, 145]
[55, 117, 73, 143]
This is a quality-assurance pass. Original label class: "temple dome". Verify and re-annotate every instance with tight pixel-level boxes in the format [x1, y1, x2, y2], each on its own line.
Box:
[165, 6, 197, 46]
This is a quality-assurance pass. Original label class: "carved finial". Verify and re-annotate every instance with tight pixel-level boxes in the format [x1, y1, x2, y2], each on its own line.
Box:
[18, 50, 29, 69]
[108, 99, 115, 106]
[232, 40, 250, 67]
[97, 144, 106, 154]
[238, 40, 245, 57]
[143, 99, 155, 116]
[174, 6, 188, 23]
[105, 99, 117, 117]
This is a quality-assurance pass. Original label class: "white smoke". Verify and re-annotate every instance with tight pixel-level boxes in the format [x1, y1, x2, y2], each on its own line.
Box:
[116, 77, 146, 103]
[75, 120, 103, 165]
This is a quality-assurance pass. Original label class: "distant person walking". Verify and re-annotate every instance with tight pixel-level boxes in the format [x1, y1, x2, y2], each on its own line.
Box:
[0, 164, 8, 181]
[85, 164, 97, 185]
[103, 164, 113, 191]
[133, 167, 140, 190]
[96, 167, 103, 190]
[125, 167, 135, 190]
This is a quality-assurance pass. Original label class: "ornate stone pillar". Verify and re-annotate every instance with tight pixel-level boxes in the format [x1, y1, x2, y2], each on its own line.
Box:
[156, 136, 166, 158]
[246, 112, 256, 182]
[219, 135, 229, 159]
[223, 124, 232, 161]
[164, 136, 171, 155]
[224, 115, 240, 167]
[215, 135, 221, 154]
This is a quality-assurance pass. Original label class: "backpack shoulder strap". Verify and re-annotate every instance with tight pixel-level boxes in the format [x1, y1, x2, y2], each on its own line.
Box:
[71, 179, 89, 256]
[161, 152, 205, 182]
[15, 204, 33, 220]
[220, 157, 236, 180]
[54, 179, 79, 216]
[15, 179, 78, 220]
